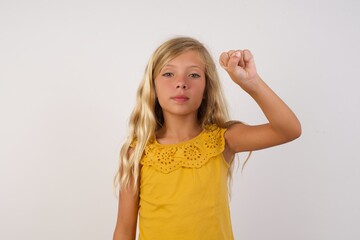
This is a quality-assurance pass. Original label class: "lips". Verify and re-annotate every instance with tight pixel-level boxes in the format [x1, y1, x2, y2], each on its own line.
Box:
[171, 95, 189, 102]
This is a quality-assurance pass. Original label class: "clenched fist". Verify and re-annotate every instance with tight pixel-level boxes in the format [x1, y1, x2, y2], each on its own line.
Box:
[219, 50, 259, 92]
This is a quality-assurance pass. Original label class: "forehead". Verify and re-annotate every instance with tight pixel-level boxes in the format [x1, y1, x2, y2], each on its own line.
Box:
[163, 50, 205, 69]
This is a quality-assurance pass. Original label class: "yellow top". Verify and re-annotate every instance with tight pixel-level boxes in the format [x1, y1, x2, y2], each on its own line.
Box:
[138, 125, 234, 240]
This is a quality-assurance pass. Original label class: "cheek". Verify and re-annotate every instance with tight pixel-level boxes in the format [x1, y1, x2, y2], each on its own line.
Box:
[199, 80, 206, 98]
[154, 79, 163, 96]
[154, 82, 169, 105]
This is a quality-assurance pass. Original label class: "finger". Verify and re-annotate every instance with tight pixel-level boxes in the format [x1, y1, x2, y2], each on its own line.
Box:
[239, 50, 245, 68]
[227, 50, 235, 56]
[227, 51, 241, 72]
[243, 49, 253, 62]
[219, 52, 230, 68]
[243, 49, 256, 70]
[221, 50, 236, 68]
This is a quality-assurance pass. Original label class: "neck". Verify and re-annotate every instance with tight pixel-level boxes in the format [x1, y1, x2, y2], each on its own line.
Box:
[157, 115, 203, 144]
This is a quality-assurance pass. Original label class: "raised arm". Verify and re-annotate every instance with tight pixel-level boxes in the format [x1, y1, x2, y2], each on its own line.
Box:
[220, 50, 301, 155]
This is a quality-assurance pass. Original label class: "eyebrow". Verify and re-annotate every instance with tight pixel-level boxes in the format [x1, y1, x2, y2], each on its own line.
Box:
[164, 64, 203, 69]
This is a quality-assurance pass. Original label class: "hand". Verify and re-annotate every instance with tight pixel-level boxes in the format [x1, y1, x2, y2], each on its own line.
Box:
[219, 50, 259, 92]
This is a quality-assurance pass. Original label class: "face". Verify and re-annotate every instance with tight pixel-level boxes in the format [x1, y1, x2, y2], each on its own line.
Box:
[154, 50, 206, 120]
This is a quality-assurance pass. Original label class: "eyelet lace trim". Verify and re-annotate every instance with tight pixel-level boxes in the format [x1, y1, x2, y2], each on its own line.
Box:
[141, 125, 226, 173]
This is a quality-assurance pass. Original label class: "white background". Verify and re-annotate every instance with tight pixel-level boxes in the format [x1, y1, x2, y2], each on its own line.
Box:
[1, 0, 359, 239]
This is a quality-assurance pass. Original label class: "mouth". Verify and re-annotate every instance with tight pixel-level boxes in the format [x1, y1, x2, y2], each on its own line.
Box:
[171, 95, 189, 102]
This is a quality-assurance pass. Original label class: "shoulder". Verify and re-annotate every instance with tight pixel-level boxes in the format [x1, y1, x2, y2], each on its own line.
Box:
[204, 123, 227, 133]
[222, 121, 246, 163]
[208, 121, 245, 141]
[202, 124, 227, 144]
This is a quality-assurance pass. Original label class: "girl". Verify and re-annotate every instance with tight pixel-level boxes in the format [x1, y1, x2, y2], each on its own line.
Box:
[113, 37, 301, 240]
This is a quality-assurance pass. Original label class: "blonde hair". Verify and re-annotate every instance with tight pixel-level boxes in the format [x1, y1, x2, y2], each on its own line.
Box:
[114, 37, 243, 193]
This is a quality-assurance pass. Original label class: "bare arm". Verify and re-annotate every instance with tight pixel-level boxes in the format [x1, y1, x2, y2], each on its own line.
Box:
[113, 174, 139, 240]
[220, 50, 301, 155]
[113, 147, 140, 240]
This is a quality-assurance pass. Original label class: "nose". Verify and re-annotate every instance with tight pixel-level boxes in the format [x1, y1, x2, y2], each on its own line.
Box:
[176, 82, 187, 89]
[176, 77, 188, 89]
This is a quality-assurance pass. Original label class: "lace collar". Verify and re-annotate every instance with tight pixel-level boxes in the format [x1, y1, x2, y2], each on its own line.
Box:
[141, 125, 226, 173]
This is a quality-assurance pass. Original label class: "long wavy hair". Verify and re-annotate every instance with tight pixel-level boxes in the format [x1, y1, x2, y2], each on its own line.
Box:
[114, 37, 244, 193]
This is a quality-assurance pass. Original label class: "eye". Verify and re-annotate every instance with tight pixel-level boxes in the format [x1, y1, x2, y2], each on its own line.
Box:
[162, 72, 173, 77]
[189, 73, 201, 78]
